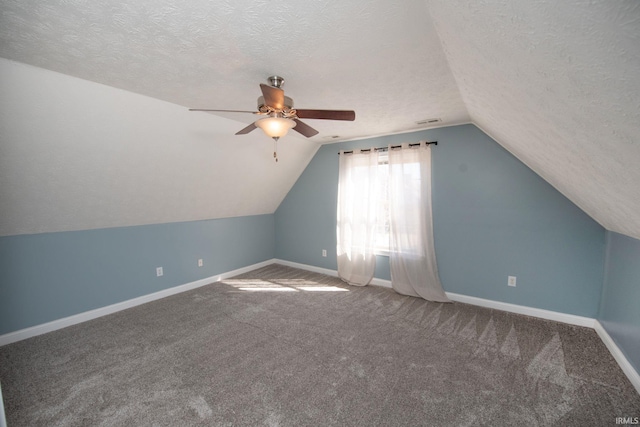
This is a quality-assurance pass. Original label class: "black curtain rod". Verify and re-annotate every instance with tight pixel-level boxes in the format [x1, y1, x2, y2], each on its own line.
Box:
[339, 141, 437, 155]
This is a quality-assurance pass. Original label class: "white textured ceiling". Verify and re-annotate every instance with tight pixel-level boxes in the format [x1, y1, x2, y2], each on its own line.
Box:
[0, 0, 469, 141]
[1, 0, 640, 240]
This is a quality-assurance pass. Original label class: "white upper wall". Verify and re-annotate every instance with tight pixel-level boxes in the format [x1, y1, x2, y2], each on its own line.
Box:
[0, 59, 318, 236]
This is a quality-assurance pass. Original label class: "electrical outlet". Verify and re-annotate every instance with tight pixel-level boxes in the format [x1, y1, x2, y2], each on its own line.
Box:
[156, 267, 164, 277]
[508, 276, 516, 287]
[198, 259, 203, 267]
[322, 249, 327, 257]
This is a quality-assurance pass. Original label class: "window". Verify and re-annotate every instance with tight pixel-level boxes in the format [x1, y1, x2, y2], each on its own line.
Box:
[373, 151, 422, 256]
[337, 143, 449, 301]
[374, 152, 390, 255]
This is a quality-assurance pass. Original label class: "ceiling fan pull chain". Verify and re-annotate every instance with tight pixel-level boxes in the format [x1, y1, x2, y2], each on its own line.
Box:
[273, 137, 278, 162]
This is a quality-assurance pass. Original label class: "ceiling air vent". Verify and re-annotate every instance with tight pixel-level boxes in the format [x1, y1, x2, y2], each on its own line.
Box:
[416, 118, 442, 125]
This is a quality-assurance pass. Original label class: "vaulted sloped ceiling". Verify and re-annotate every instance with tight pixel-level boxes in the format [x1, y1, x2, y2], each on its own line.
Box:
[426, 0, 640, 239]
[1, 0, 639, 239]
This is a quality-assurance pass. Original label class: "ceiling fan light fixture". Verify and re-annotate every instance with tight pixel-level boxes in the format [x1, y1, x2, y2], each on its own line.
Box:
[255, 117, 296, 139]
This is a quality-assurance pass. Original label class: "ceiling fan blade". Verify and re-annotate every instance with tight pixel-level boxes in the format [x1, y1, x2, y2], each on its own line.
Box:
[189, 109, 256, 114]
[235, 123, 257, 135]
[292, 119, 319, 137]
[260, 84, 285, 110]
[295, 109, 356, 121]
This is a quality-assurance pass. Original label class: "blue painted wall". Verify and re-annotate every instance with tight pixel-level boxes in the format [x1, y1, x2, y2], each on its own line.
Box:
[275, 124, 606, 317]
[599, 231, 640, 372]
[0, 214, 274, 335]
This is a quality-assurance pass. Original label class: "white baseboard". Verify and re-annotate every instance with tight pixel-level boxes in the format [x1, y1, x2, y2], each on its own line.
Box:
[274, 259, 594, 327]
[594, 321, 640, 395]
[0, 259, 276, 347]
[445, 292, 596, 328]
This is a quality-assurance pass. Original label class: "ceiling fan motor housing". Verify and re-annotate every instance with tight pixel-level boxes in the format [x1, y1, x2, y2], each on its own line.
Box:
[257, 96, 294, 114]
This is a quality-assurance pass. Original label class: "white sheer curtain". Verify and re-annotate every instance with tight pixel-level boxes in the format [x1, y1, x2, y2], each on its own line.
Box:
[388, 143, 450, 302]
[337, 149, 379, 286]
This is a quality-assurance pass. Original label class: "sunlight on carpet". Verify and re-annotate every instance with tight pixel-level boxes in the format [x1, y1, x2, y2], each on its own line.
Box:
[223, 277, 350, 292]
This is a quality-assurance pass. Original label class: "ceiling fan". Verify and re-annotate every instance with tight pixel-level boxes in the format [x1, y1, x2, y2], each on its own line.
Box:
[189, 76, 355, 161]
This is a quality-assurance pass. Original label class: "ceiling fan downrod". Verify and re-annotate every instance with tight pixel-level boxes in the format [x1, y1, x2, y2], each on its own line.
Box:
[268, 75, 285, 89]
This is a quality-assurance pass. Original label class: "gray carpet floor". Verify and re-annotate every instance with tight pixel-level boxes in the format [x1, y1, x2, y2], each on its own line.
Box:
[1, 263, 639, 426]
